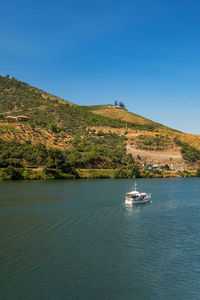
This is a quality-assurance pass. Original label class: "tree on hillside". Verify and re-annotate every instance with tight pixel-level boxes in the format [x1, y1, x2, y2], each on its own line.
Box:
[196, 168, 200, 177]
[119, 102, 125, 109]
[49, 123, 58, 133]
[114, 100, 118, 106]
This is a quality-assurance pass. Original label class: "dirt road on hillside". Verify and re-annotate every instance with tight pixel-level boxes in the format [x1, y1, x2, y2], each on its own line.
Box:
[126, 144, 187, 170]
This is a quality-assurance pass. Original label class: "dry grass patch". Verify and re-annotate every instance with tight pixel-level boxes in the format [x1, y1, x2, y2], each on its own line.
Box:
[176, 133, 200, 150]
[91, 108, 154, 125]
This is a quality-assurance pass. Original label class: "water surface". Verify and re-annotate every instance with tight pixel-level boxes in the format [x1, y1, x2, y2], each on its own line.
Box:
[0, 178, 200, 299]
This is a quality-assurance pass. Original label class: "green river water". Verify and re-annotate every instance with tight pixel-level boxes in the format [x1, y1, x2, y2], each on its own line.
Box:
[0, 178, 200, 299]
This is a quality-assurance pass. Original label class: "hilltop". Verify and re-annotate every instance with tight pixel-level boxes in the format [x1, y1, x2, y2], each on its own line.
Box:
[84, 104, 161, 126]
[0, 75, 200, 180]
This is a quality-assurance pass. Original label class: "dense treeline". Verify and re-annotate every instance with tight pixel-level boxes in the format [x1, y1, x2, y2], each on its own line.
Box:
[174, 137, 200, 163]
[0, 139, 76, 180]
[196, 169, 200, 176]
[0, 131, 140, 180]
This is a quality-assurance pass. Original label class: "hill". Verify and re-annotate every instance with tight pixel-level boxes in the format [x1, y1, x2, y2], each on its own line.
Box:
[0, 75, 200, 179]
[85, 104, 160, 126]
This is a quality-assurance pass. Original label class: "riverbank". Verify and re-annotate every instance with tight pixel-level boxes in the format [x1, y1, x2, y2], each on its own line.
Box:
[77, 169, 198, 179]
[0, 167, 199, 180]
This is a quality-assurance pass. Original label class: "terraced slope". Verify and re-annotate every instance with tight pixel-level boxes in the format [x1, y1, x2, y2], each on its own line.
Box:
[0, 75, 200, 179]
[84, 105, 200, 151]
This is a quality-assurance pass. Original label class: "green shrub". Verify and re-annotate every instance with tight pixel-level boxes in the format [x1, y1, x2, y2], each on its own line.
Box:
[196, 169, 200, 177]
[174, 137, 200, 163]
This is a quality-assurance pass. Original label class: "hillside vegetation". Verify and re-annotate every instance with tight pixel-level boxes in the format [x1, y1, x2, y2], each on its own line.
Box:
[0, 132, 140, 180]
[0, 75, 141, 179]
[0, 76, 131, 134]
[0, 75, 200, 179]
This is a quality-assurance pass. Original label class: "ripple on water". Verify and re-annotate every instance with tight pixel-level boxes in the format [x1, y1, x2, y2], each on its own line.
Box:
[1, 178, 200, 300]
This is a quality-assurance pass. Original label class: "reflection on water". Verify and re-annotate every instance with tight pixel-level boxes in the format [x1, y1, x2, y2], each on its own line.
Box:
[0, 178, 200, 300]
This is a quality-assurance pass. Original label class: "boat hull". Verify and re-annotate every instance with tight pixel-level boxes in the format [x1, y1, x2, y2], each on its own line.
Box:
[125, 195, 151, 205]
[125, 199, 151, 205]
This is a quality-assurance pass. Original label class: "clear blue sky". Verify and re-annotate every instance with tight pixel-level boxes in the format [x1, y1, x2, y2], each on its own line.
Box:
[1, 0, 200, 134]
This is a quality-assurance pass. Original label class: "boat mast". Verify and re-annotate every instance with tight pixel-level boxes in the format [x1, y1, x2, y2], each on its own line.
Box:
[134, 181, 137, 191]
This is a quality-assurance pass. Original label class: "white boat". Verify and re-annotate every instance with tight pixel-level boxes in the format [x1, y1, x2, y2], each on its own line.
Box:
[125, 182, 151, 205]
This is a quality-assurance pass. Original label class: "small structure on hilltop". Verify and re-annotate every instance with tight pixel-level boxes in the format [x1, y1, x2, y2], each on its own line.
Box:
[6, 116, 18, 121]
[114, 100, 126, 109]
[17, 115, 29, 121]
[6, 115, 29, 122]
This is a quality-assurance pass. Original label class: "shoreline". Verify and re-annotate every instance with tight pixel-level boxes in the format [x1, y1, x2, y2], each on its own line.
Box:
[0, 167, 199, 180]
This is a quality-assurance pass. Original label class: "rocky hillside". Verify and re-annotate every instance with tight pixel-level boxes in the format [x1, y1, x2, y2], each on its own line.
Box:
[0, 75, 200, 179]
